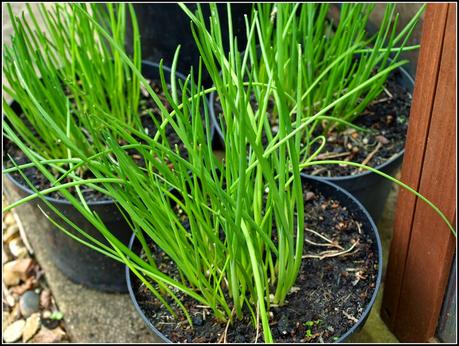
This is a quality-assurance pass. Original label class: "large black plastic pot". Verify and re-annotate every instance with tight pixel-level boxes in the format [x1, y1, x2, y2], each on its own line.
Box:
[125, 3, 253, 88]
[209, 66, 414, 223]
[2, 60, 190, 292]
[126, 175, 383, 343]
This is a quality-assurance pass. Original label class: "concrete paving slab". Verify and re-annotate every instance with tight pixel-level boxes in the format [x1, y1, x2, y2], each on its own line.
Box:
[347, 181, 401, 343]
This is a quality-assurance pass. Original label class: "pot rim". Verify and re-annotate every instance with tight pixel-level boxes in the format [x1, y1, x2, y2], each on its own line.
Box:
[208, 64, 414, 182]
[126, 174, 383, 343]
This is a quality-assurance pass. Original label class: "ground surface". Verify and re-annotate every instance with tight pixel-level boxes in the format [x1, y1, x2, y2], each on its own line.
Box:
[3, 179, 159, 343]
[3, 196, 69, 343]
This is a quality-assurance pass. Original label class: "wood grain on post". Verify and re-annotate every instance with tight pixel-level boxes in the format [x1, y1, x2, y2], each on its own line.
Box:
[381, 3, 456, 342]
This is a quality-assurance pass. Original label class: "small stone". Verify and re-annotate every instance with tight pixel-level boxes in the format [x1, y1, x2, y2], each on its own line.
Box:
[3, 225, 19, 242]
[22, 313, 41, 342]
[3, 213, 15, 226]
[30, 327, 65, 343]
[9, 238, 28, 258]
[16, 248, 28, 259]
[3, 249, 11, 264]
[3, 319, 25, 343]
[305, 192, 315, 201]
[40, 289, 52, 309]
[3, 258, 34, 284]
[376, 135, 390, 145]
[20, 291, 40, 318]
[3, 258, 33, 279]
[42, 311, 52, 319]
[3, 304, 21, 331]
[3, 267, 21, 286]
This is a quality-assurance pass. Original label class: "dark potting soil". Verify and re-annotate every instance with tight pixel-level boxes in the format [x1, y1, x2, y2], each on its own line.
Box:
[303, 71, 411, 177]
[213, 70, 411, 176]
[3, 80, 185, 202]
[132, 182, 379, 343]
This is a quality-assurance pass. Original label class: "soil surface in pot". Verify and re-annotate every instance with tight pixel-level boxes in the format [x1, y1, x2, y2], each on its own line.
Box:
[3, 79, 185, 202]
[213, 69, 411, 176]
[132, 182, 379, 343]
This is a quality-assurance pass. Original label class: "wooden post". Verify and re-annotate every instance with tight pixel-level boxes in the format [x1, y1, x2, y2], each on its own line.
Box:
[381, 3, 456, 342]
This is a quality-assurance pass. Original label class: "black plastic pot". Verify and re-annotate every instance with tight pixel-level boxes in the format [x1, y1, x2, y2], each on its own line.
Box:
[126, 175, 383, 343]
[4, 175, 132, 292]
[303, 67, 414, 223]
[209, 66, 415, 223]
[125, 3, 253, 88]
[2, 60, 191, 292]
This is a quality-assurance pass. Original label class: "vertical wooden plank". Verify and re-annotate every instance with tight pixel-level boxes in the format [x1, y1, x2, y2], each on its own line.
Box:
[381, 3, 456, 342]
[392, 4, 456, 341]
[381, 3, 449, 326]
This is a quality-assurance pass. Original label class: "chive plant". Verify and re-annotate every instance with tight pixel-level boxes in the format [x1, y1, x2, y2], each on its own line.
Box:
[3, 3, 141, 167]
[248, 3, 424, 136]
[2, 3, 455, 344]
